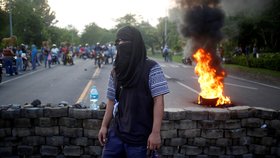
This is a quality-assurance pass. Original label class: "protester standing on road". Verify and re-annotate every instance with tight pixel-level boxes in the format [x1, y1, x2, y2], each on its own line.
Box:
[98, 26, 169, 158]
[31, 44, 38, 70]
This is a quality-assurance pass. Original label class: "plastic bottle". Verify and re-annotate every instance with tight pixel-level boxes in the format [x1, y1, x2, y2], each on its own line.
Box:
[89, 86, 99, 110]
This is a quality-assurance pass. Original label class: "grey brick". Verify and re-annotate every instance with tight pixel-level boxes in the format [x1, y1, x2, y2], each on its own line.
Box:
[59, 117, 82, 128]
[69, 108, 93, 119]
[175, 120, 197, 129]
[35, 126, 59, 136]
[14, 118, 31, 128]
[178, 129, 200, 138]
[226, 146, 248, 155]
[41, 145, 60, 156]
[261, 137, 276, 146]
[87, 146, 102, 156]
[92, 110, 105, 119]
[63, 146, 81, 156]
[12, 128, 32, 137]
[71, 137, 88, 146]
[161, 146, 175, 156]
[0, 147, 13, 156]
[247, 128, 268, 137]
[222, 120, 241, 129]
[1, 137, 18, 146]
[1, 108, 20, 119]
[165, 138, 187, 146]
[216, 138, 232, 146]
[46, 136, 64, 146]
[161, 120, 175, 130]
[198, 120, 220, 129]
[249, 144, 269, 155]
[84, 129, 99, 138]
[270, 120, 280, 129]
[21, 108, 43, 118]
[193, 137, 207, 146]
[44, 107, 68, 117]
[182, 145, 202, 155]
[253, 107, 278, 119]
[165, 108, 187, 120]
[208, 108, 230, 120]
[0, 128, 11, 137]
[185, 107, 208, 120]
[228, 106, 253, 119]
[204, 146, 225, 155]
[0, 119, 11, 127]
[36, 117, 57, 127]
[201, 129, 223, 139]
[22, 136, 45, 146]
[224, 128, 246, 138]
[60, 126, 83, 138]
[241, 118, 263, 128]
[83, 119, 102, 129]
[17, 145, 33, 156]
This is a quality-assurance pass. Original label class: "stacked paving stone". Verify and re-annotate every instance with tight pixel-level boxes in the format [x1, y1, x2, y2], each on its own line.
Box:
[0, 105, 279, 157]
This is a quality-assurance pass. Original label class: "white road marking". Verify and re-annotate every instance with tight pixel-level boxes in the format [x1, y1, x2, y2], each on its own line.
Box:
[228, 75, 280, 90]
[0, 68, 46, 84]
[176, 81, 200, 95]
[224, 83, 258, 90]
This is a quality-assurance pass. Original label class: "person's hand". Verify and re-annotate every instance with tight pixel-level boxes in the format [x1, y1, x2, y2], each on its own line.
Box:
[147, 131, 161, 150]
[98, 126, 108, 146]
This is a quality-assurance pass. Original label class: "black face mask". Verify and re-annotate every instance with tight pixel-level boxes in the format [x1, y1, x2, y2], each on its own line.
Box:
[115, 42, 132, 76]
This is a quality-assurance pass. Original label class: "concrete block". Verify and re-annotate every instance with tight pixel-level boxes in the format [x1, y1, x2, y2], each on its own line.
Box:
[249, 144, 269, 155]
[1, 108, 20, 119]
[46, 136, 64, 146]
[60, 126, 83, 138]
[261, 137, 276, 146]
[161, 129, 177, 139]
[226, 146, 248, 155]
[198, 120, 220, 129]
[178, 129, 201, 138]
[253, 107, 278, 119]
[161, 146, 175, 156]
[222, 120, 241, 129]
[161, 120, 175, 130]
[59, 117, 82, 128]
[184, 107, 208, 120]
[241, 118, 263, 128]
[44, 107, 68, 117]
[204, 146, 225, 155]
[41, 145, 59, 156]
[17, 145, 33, 156]
[216, 138, 232, 146]
[69, 108, 92, 119]
[35, 117, 57, 127]
[12, 128, 32, 137]
[14, 118, 31, 128]
[270, 120, 280, 129]
[165, 138, 187, 146]
[22, 136, 45, 146]
[193, 137, 207, 146]
[83, 119, 102, 129]
[71, 137, 88, 146]
[247, 128, 268, 137]
[228, 106, 253, 119]
[0, 147, 13, 156]
[63, 145, 81, 156]
[182, 145, 202, 155]
[21, 108, 43, 118]
[208, 108, 230, 120]
[35, 126, 59, 136]
[92, 110, 105, 119]
[0, 119, 11, 127]
[84, 129, 99, 139]
[175, 120, 197, 129]
[224, 128, 246, 138]
[165, 108, 187, 120]
[0, 128, 11, 137]
[201, 129, 223, 139]
[87, 146, 102, 155]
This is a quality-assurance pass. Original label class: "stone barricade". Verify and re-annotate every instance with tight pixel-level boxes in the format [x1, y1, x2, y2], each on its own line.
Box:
[0, 105, 279, 157]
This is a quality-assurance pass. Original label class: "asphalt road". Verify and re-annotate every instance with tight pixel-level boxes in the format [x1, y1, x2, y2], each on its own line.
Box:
[0, 58, 279, 110]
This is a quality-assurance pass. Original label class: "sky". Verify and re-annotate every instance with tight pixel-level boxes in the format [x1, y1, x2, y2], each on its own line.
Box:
[48, 0, 172, 33]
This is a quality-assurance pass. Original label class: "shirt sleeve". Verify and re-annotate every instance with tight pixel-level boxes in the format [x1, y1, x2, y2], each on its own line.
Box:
[149, 63, 170, 97]
[106, 75, 116, 101]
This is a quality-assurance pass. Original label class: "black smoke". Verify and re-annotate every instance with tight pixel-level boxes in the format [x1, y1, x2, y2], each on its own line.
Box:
[178, 0, 225, 75]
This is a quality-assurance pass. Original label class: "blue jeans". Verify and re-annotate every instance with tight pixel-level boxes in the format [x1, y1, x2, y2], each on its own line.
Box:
[102, 129, 147, 158]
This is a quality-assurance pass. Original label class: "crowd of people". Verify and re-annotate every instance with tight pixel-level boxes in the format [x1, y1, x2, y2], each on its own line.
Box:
[0, 42, 117, 77]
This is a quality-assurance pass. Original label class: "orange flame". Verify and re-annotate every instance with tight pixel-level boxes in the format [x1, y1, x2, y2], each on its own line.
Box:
[193, 48, 231, 106]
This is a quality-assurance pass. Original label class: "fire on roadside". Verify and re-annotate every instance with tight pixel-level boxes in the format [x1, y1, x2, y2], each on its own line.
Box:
[193, 48, 231, 106]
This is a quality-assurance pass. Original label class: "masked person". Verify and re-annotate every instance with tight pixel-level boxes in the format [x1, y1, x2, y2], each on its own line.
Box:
[98, 26, 169, 158]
